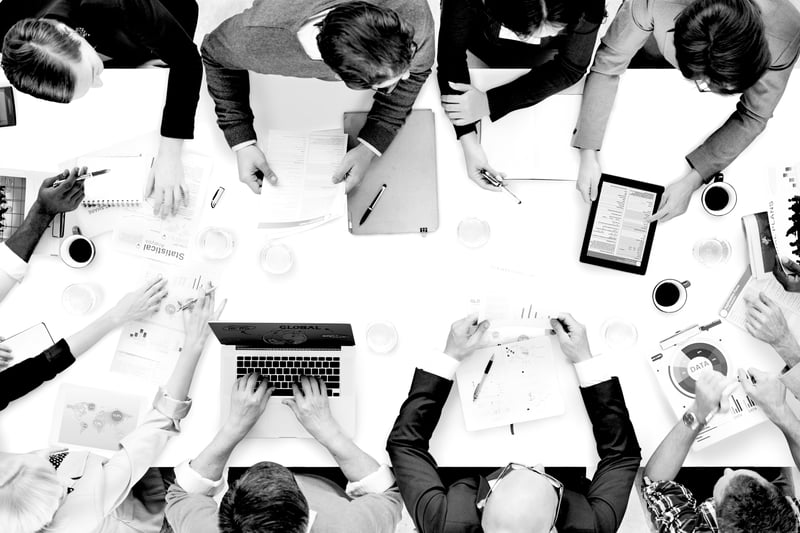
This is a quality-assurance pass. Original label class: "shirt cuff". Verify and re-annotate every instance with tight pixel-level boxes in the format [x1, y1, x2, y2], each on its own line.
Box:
[153, 387, 192, 431]
[174, 459, 225, 496]
[232, 140, 257, 152]
[573, 355, 613, 387]
[780, 364, 800, 398]
[357, 138, 382, 157]
[418, 351, 461, 380]
[345, 464, 395, 497]
[0, 243, 28, 282]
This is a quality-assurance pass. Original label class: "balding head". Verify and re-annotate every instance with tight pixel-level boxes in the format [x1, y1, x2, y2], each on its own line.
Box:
[481, 468, 559, 533]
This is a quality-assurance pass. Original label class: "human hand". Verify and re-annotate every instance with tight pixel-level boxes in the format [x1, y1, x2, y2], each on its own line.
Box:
[35, 168, 86, 216]
[550, 313, 592, 364]
[182, 282, 227, 350]
[693, 370, 734, 422]
[774, 257, 800, 292]
[443, 313, 490, 361]
[236, 144, 277, 194]
[460, 134, 504, 192]
[649, 171, 703, 222]
[744, 292, 793, 347]
[576, 150, 601, 203]
[107, 276, 168, 326]
[146, 140, 187, 218]
[441, 82, 490, 126]
[332, 144, 376, 193]
[283, 376, 340, 444]
[739, 368, 791, 425]
[0, 338, 12, 370]
[225, 372, 273, 437]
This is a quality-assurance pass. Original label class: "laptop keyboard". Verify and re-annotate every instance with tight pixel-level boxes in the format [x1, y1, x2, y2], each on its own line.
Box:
[236, 354, 341, 397]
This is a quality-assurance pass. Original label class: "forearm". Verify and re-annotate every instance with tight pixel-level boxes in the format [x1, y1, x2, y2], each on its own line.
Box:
[189, 426, 244, 481]
[163, 342, 204, 401]
[772, 336, 800, 369]
[319, 429, 380, 483]
[65, 312, 123, 357]
[644, 421, 698, 482]
[160, 53, 202, 140]
[774, 406, 800, 469]
[6, 202, 54, 263]
[360, 69, 430, 153]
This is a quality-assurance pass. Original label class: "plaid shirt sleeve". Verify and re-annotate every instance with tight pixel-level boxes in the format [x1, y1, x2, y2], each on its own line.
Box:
[642, 476, 718, 533]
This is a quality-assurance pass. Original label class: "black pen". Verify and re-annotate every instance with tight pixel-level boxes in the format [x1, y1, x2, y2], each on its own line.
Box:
[359, 183, 387, 226]
[478, 169, 522, 205]
[53, 168, 110, 186]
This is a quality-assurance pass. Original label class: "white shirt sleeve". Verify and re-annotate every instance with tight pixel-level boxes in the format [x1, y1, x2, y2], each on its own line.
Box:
[231, 140, 257, 152]
[418, 351, 461, 380]
[357, 138, 383, 157]
[0, 243, 27, 302]
[573, 355, 613, 387]
[174, 459, 226, 496]
[345, 464, 396, 497]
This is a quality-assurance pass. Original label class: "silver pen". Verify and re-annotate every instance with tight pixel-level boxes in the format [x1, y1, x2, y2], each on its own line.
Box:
[479, 169, 522, 205]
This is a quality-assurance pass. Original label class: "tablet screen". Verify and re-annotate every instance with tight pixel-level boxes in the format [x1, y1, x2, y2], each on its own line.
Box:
[586, 182, 658, 267]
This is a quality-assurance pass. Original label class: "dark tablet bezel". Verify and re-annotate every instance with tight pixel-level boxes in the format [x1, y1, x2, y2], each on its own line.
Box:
[579, 173, 664, 275]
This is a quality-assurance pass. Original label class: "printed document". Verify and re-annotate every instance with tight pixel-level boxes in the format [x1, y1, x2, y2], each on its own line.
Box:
[258, 130, 347, 229]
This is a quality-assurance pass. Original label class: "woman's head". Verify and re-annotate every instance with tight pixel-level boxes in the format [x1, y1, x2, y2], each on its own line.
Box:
[490, 0, 575, 39]
[0, 451, 65, 533]
[2, 18, 104, 103]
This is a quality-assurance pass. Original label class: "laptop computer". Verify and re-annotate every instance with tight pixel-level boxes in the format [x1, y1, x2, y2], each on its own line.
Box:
[211, 322, 356, 438]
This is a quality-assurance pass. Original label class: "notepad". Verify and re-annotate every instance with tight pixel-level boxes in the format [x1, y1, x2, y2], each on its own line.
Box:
[75, 156, 148, 206]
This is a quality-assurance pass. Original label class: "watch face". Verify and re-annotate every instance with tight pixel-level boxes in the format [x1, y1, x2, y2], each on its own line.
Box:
[683, 410, 698, 428]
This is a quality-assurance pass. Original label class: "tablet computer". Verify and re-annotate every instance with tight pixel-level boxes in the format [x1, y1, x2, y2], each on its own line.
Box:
[580, 174, 664, 275]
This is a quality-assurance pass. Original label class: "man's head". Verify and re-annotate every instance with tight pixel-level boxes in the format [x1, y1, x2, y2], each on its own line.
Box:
[480, 464, 561, 533]
[2, 18, 104, 103]
[713, 468, 797, 533]
[316, 1, 416, 92]
[218, 461, 309, 533]
[674, 0, 770, 94]
[0, 450, 66, 533]
[490, 0, 575, 39]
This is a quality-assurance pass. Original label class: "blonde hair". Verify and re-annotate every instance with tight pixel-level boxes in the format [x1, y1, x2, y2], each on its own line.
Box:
[0, 456, 63, 533]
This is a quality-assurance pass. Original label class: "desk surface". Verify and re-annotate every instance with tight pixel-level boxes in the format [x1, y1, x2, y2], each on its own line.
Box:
[0, 67, 798, 469]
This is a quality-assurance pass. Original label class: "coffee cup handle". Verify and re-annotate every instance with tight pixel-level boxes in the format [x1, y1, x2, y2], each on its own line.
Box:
[681, 280, 691, 288]
[72, 226, 82, 236]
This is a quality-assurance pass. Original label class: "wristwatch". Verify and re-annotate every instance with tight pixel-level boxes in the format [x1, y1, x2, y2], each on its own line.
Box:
[682, 410, 704, 431]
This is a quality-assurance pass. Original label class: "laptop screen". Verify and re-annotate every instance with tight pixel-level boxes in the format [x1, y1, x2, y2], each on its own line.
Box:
[209, 322, 355, 349]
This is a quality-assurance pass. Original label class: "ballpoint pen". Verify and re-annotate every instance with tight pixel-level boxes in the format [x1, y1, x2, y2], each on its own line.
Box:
[53, 168, 111, 186]
[359, 183, 387, 226]
[479, 169, 522, 205]
[177, 286, 217, 312]
[704, 380, 742, 423]
[472, 354, 495, 402]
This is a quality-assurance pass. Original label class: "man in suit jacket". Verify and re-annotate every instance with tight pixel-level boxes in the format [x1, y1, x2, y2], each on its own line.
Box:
[201, 0, 433, 195]
[387, 313, 642, 533]
[573, 0, 800, 222]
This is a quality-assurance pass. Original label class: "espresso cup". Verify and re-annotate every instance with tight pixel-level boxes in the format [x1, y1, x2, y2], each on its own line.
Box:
[59, 226, 96, 268]
[652, 279, 691, 313]
[701, 174, 737, 216]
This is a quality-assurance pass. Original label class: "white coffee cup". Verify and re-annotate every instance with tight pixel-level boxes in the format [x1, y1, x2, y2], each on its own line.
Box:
[260, 243, 293, 275]
[701, 174, 737, 216]
[59, 227, 95, 268]
[652, 279, 691, 313]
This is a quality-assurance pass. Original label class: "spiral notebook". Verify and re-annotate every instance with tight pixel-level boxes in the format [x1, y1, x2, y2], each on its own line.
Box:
[75, 155, 148, 207]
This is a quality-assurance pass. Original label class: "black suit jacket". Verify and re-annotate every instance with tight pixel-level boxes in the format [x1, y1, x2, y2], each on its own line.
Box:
[387, 368, 642, 533]
[1, 0, 201, 140]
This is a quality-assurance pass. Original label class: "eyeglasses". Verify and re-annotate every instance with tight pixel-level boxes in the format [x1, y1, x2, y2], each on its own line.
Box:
[694, 79, 712, 93]
[477, 462, 564, 531]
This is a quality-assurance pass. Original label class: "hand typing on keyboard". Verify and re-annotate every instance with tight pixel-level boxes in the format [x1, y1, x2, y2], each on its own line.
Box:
[283, 376, 340, 444]
[225, 373, 274, 437]
[235, 353, 341, 397]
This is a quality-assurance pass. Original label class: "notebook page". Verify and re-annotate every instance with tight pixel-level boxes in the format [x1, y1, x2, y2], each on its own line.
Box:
[76, 156, 148, 204]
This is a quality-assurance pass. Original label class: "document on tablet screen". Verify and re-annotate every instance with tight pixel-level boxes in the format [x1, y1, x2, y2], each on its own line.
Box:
[587, 183, 657, 266]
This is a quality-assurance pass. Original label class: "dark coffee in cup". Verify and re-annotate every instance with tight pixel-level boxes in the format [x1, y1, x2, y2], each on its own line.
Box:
[654, 283, 680, 307]
[68, 238, 93, 263]
[704, 186, 730, 211]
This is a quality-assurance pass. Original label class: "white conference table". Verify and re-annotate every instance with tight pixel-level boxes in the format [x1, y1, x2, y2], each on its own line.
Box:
[0, 67, 797, 470]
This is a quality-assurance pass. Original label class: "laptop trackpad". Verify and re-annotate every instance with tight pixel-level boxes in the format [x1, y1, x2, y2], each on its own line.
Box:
[249, 401, 312, 439]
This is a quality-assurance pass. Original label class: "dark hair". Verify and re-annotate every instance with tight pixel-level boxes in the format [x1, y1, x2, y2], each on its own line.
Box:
[488, 0, 578, 36]
[717, 475, 797, 533]
[2, 18, 81, 103]
[674, 0, 770, 94]
[316, 1, 415, 89]
[218, 462, 309, 533]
